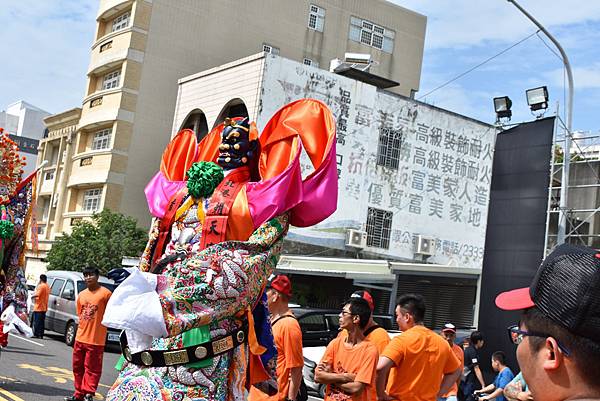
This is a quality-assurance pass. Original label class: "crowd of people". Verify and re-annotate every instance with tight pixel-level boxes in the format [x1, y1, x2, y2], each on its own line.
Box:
[263, 242, 600, 401]
[19, 242, 600, 401]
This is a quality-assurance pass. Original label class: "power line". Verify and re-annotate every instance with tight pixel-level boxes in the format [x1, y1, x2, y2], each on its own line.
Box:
[417, 29, 541, 101]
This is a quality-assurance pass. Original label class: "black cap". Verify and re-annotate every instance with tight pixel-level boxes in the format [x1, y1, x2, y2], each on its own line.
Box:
[496, 243, 600, 342]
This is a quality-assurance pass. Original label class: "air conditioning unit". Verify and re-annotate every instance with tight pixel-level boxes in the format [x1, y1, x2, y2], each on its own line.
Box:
[344, 52, 372, 65]
[345, 229, 367, 249]
[415, 235, 436, 256]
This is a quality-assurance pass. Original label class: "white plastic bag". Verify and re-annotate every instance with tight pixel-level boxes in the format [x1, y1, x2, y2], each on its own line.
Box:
[0, 304, 33, 337]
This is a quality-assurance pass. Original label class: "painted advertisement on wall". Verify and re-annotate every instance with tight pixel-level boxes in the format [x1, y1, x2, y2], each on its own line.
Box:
[258, 55, 497, 269]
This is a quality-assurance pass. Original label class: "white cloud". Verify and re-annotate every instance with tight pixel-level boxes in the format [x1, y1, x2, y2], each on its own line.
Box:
[390, 0, 600, 49]
[544, 64, 600, 89]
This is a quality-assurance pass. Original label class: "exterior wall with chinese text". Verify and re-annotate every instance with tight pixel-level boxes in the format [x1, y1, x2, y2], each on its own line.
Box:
[258, 55, 497, 269]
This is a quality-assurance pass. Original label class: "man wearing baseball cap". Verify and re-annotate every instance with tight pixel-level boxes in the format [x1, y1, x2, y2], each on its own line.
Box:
[345, 290, 391, 401]
[439, 324, 464, 401]
[348, 290, 391, 353]
[495, 243, 600, 401]
[250, 275, 303, 401]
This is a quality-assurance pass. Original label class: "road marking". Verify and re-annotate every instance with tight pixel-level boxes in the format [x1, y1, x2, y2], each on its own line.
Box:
[8, 334, 44, 347]
[0, 388, 24, 401]
[17, 364, 110, 391]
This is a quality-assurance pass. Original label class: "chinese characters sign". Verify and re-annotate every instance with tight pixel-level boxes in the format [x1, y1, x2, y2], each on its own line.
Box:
[258, 56, 497, 269]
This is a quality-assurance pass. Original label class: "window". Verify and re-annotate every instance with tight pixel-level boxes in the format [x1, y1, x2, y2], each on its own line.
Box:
[102, 70, 121, 90]
[99, 41, 113, 53]
[44, 170, 55, 181]
[303, 58, 319, 68]
[50, 279, 65, 296]
[297, 314, 326, 332]
[61, 280, 75, 300]
[377, 127, 403, 169]
[82, 188, 102, 212]
[349, 16, 395, 53]
[111, 11, 130, 32]
[77, 281, 116, 294]
[308, 4, 325, 32]
[366, 207, 393, 249]
[262, 44, 280, 55]
[92, 128, 112, 150]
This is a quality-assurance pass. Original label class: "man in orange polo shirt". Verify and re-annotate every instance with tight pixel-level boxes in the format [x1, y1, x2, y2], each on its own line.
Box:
[315, 297, 379, 401]
[439, 323, 464, 401]
[376, 294, 462, 401]
[65, 267, 112, 401]
[31, 274, 50, 339]
[249, 275, 304, 401]
[339, 290, 390, 401]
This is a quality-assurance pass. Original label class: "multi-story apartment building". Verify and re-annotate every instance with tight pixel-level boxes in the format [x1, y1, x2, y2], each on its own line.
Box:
[40, 0, 425, 239]
[26, 108, 81, 282]
[0, 100, 50, 175]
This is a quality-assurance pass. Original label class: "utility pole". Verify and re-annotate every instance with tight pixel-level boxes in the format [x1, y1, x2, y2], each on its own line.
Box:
[506, 0, 574, 245]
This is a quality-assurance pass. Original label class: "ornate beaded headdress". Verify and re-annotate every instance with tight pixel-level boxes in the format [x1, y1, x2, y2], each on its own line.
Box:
[0, 128, 26, 205]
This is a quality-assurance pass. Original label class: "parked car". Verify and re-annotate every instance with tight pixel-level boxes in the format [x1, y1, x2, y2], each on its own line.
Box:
[291, 307, 399, 347]
[44, 270, 120, 346]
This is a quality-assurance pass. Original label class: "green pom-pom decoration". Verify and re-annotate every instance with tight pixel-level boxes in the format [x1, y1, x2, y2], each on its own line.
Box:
[186, 161, 224, 199]
[0, 220, 14, 239]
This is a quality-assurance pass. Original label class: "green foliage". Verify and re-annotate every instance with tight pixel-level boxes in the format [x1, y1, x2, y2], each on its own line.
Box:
[46, 209, 147, 275]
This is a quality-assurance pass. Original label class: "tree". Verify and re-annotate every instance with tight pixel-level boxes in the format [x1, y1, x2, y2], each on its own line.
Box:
[46, 209, 147, 275]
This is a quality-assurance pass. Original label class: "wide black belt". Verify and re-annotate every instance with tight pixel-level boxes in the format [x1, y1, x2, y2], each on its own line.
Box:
[120, 323, 248, 367]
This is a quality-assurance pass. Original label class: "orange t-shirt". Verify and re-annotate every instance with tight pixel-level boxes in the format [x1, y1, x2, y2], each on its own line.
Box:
[440, 343, 464, 398]
[33, 282, 50, 312]
[76, 286, 112, 346]
[320, 336, 379, 401]
[381, 325, 461, 401]
[340, 326, 391, 401]
[249, 314, 304, 401]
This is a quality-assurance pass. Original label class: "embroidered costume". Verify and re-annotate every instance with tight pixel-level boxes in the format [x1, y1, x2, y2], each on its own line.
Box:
[103, 99, 338, 401]
[0, 129, 38, 340]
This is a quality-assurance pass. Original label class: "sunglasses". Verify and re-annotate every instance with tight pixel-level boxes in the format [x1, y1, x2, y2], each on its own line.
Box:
[507, 325, 570, 356]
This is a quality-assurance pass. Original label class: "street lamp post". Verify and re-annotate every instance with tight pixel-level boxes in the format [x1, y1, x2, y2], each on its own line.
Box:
[506, 0, 574, 245]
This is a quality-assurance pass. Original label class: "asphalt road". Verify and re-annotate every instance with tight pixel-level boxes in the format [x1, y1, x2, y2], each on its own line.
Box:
[0, 331, 120, 401]
[0, 331, 324, 401]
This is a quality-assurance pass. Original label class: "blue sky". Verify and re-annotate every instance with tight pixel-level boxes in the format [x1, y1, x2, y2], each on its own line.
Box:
[1, 1, 599, 132]
[393, 0, 600, 132]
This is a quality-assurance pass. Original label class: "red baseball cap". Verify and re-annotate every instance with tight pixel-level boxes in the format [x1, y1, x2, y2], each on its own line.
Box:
[268, 275, 292, 297]
[351, 290, 374, 311]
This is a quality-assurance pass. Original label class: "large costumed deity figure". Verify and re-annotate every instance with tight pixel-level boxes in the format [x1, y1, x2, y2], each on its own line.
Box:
[103, 99, 338, 401]
[0, 128, 38, 342]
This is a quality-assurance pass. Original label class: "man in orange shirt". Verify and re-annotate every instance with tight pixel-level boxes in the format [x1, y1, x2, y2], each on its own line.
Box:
[439, 323, 464, 401]
[315, 297, 379, 401]
[376, 294, 462, 401]
[65, 267, 112, 401]
[249, 275, 304, 401]
[348, 290, 391, 353]
[31, 274, 50, 339]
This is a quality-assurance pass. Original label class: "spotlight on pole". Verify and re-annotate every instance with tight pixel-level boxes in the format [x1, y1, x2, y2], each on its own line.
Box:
[526, 86, 549, 111]
[493, 96, 513, 122]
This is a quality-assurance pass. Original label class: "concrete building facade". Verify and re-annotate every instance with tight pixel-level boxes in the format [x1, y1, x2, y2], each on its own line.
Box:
[0, 101, 50, 175]
[171, 53, 497, 328]
[49, 0, 426, 238]
[25, 108, 81, 283]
